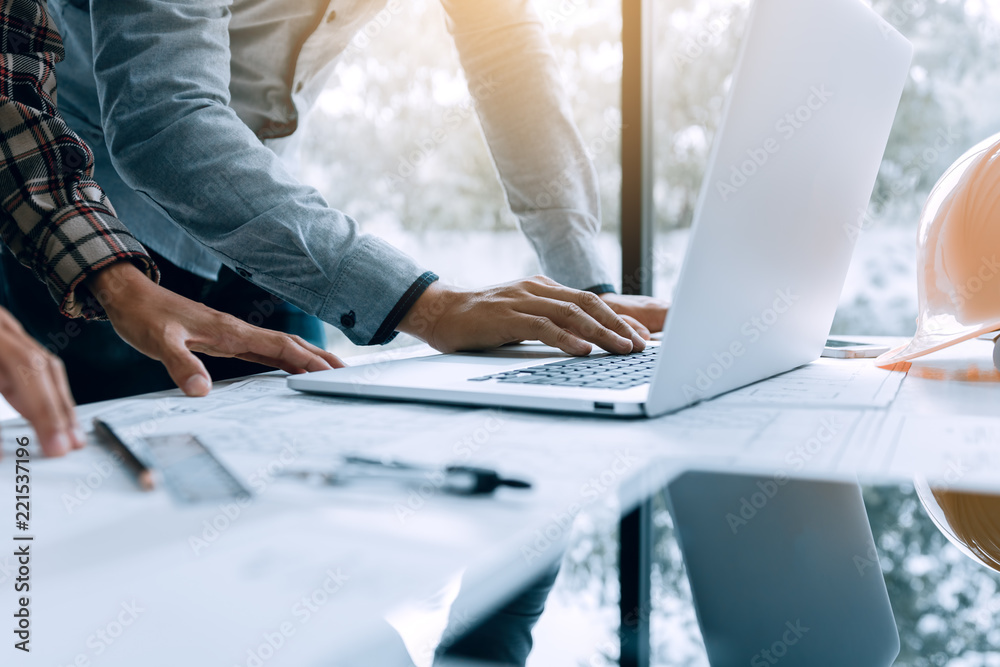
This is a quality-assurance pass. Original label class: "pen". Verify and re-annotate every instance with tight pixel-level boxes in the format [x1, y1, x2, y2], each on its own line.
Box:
[92, 419, 157, 492]
[284, 456, 532, 496]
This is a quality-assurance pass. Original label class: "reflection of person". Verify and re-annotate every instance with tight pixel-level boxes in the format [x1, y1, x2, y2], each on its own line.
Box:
[4, 0, 670, 404]
[433, 562, 561, 666]
[918, 482, 1000, 573]
[0, 0, 342, 454]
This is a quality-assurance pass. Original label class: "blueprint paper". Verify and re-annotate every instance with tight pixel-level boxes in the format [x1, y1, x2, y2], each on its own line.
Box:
[712, 358, 908, 408]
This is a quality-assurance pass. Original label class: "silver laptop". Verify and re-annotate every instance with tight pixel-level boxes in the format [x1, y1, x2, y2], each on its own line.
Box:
[289, 0, 912, 418]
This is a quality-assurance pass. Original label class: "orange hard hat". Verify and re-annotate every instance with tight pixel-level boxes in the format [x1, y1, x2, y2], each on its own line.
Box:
[877, 134, 1000, 366]
[915, 477, 1000, 574]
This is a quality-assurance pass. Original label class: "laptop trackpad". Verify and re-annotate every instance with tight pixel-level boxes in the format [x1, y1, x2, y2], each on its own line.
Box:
[416, 345, 573, 364]
[415, 354, 519, 365]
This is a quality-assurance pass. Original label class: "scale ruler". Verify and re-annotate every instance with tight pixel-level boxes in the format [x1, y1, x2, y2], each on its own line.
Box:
[143, 433, 251, 504]
[94, 418, 250, 504]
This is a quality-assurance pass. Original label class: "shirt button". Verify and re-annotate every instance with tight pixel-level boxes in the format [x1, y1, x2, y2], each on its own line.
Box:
[60, 144, 88, 171]
[326, 10, 337, 22]
[295, 81, 304, 94]
[236, 268, 252, 279]
[340, 311, 356, 329]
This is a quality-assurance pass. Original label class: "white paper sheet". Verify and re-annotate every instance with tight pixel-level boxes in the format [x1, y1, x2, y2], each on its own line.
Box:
[712, 357, 908, 408]
[863, 413, 1000, 491]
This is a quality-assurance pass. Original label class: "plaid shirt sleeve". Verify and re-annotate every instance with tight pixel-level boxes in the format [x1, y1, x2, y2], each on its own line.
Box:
[0, 0, 158, 319]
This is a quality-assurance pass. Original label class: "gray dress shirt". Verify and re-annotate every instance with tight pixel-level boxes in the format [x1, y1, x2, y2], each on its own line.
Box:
[51, 0, 614, 344]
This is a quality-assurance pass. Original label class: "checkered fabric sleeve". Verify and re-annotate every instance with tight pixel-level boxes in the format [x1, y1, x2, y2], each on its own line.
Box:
[0, 0, 158, 319]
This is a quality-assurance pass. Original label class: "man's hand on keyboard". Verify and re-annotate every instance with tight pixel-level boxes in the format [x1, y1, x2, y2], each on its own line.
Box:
[398, 276, 647, 356]
[598, 293, 668, 334]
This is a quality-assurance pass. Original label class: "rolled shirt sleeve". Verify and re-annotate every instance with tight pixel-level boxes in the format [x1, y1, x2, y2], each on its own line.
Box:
[0, 0, 158, 319]
[89, 0, 435, 344]
[441, 0, 616, 293]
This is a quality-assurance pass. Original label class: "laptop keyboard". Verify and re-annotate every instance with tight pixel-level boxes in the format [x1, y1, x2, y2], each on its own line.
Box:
[469, 347, 658, 390]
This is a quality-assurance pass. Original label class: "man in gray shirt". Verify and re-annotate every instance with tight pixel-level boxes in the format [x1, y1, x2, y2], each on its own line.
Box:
[2, 0, 668, 401]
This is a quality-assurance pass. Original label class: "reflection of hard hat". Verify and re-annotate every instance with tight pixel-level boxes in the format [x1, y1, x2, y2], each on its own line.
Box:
[915, 477, 1000, 574]
[877, 135, 1000, 366]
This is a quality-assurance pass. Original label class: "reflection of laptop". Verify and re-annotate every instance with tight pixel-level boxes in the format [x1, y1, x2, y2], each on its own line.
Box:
[289, 0, 912, 418]
[667, 471, 899, 667]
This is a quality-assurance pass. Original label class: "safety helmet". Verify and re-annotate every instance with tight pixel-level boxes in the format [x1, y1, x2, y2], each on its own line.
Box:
[877, 134, 1000, 366]
[915, 477, 1000, 574]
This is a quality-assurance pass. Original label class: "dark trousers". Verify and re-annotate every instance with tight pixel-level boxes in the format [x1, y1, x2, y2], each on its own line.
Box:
[0, 247, 325, 404]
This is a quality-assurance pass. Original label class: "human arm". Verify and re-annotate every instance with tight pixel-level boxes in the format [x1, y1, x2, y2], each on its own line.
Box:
[439, 0, 613, 294]
[88, 0, 434, 346]
[88, 0, 647, 352]
[0, 0, 159, 318]
[440, 0, 669, 331]
[84, 262, 344, 396]
[398, 276, 645, 356]
[1, 1, 342, 395]
[597, 293, 667, 334]
[0, 260, 345, 462]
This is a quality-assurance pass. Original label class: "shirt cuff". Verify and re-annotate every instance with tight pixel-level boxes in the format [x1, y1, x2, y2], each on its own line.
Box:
[40, 204, 160, 319]
[316, 235, 436, 346]
[369, 271, 440, 345]
[520, 211, 615, 291]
